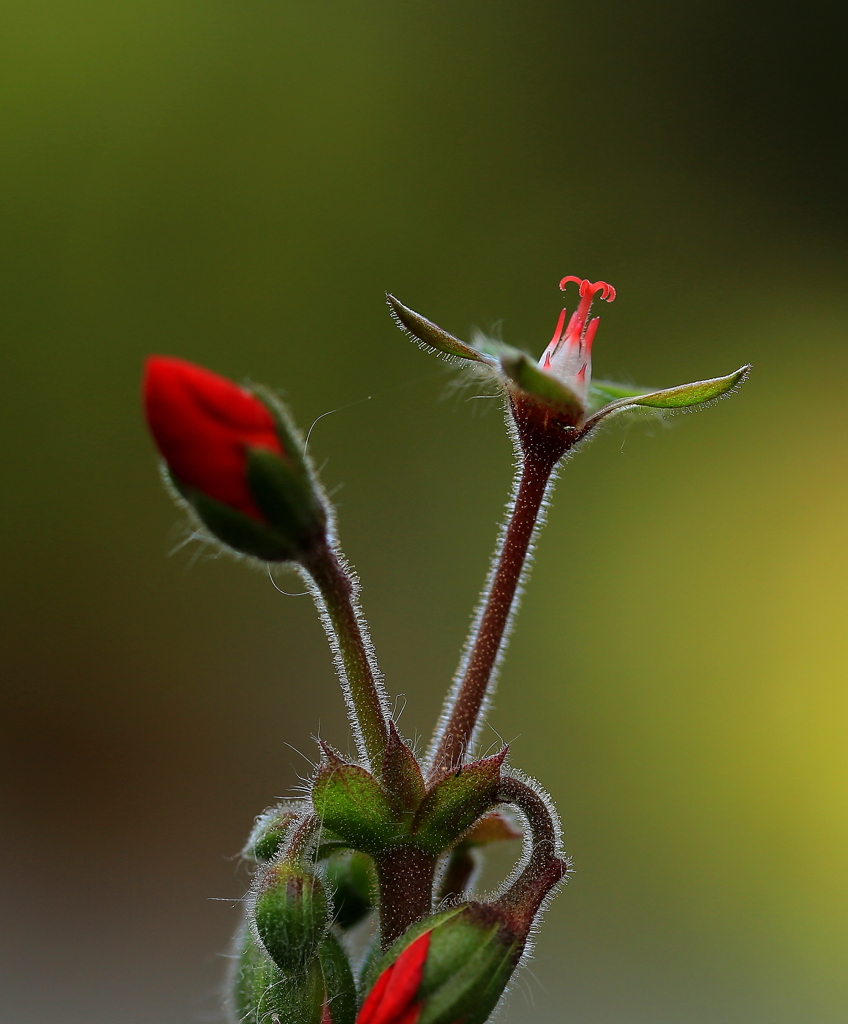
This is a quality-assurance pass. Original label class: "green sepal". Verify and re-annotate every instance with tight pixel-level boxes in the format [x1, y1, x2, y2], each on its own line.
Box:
[173, 475, 297, 561]
[245, 447, 326, 549]
[253, 861, 329, 972]
[418, 905, 519, 1024]
[318, 932, 358, 1024]
[411, 749, 507, 855]
[250, 384, 312, 474]
[362, 903, 519, 1024]
[586, 365, 752, 427]
[587, 378, 653, 415]
[311, 746, 403, 853]
[382, 721, 426, 813]
[324, 850, 375, 931]
[498, 351, 585, 424]
[387, 294, 495, 364]
[359, 906, 465, 994]
[243, 804, 302, 862]
[230, 924, 324, 1024]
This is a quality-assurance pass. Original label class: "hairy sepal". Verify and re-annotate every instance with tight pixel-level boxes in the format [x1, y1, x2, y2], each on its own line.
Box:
[585, 365, 752, 427]
[411, 749, 507, 855]
[386, 294, 494, 364]
[312, 746, 403, 853]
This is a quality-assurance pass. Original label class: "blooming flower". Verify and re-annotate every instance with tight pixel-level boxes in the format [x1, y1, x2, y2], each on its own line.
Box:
[538, 276, 615, 407]
[387, 278, 750, 436]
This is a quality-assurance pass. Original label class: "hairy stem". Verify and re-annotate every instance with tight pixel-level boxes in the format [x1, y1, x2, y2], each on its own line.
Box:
[375, 845, 437, 948]
[494, 774, 567, 934]
[303, 543, 389, 770]
[428, 445, 560, 778]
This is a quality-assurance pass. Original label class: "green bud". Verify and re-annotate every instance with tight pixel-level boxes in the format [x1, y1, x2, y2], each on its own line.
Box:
[243, 804, 301, 863]
[229, 923, 324, 1024]
[252, 860, 329, 972]
[318, 932, 358, 1024]
[325, 850, 375, 930]
[410, 749, 506, 855]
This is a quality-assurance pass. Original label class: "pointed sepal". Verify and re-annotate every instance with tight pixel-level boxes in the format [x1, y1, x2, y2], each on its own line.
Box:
[411, 749, 507, 855]
[382, 721, 426, 813]
[311, 744, 402, 852]
[585, 365, 751, 427]
[386, 294, 494, 364]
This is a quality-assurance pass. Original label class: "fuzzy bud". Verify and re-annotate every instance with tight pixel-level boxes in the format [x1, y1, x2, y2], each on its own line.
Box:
[252, 860, 329, 972]
[229, 924, 325, 1024]
[143, 356, 327, 562]
[358, 903, 523, 1024]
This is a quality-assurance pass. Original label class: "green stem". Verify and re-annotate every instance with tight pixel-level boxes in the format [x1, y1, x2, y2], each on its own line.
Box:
[303, 543, 389, 770]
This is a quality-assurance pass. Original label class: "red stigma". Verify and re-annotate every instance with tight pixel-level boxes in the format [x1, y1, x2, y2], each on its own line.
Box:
[559, 276, 616, 303]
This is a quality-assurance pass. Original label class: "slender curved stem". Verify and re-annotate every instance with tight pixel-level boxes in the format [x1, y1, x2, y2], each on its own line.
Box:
[494, 775, 567, 934]
[302, 543, 389, 770]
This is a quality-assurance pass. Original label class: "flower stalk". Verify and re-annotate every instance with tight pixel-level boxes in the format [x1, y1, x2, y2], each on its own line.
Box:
[301, 542, 390, 771]
[143, 275, 749, 1024]
[427, 439, 563, 778]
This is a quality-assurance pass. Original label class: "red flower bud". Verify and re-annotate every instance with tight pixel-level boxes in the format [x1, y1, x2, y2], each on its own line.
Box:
[357, 931, 430, 1024]
[143, 356, 282, 522]
[143, 356, 328, 562]
[358, 903, 523, 1024]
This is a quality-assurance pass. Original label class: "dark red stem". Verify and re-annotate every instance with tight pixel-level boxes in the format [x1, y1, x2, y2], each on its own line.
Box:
[375, 845, 438, 948]
[428, 439, 561, 778]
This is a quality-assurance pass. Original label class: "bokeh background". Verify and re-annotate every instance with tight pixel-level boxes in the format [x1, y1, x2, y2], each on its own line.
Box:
[2, 2, 847, 1022]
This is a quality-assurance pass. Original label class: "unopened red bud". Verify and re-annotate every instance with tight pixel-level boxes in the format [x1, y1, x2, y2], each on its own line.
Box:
[143, 356, 327, 562]
[358, 903, 522, 1024]
[252, 860, 329, 972]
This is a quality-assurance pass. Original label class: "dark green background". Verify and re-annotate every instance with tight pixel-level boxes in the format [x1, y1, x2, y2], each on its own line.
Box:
[2, 3, 846, 1022]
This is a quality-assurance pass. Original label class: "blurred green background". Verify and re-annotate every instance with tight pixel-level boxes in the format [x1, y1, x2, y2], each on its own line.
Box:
[2, 2, 846, 1022]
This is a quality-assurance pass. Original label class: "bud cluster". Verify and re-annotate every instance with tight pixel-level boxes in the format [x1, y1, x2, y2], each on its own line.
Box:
[143, 277, 748, 1022]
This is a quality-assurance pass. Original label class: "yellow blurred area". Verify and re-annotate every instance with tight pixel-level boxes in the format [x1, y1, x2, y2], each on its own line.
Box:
[1, 2, 846, 1022]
